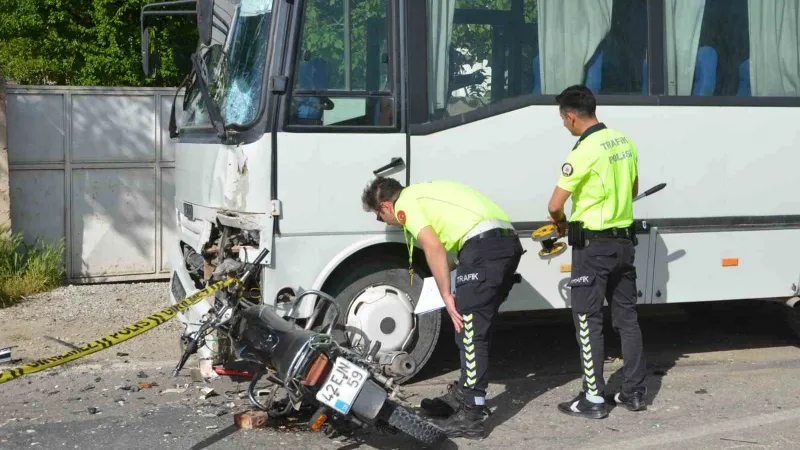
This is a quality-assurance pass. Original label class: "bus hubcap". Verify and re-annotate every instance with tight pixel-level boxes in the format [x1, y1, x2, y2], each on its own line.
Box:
[345, 284, 414, 352]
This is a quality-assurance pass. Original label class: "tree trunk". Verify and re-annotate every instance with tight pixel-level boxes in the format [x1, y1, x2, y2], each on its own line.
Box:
[0, 70, 11, 232]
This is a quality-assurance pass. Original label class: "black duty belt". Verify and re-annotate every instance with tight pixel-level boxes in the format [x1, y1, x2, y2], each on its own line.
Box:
[466, 227, 517, 243]
[585, 227, 633, 240]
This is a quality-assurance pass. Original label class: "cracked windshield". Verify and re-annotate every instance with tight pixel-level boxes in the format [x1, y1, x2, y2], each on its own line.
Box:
[182, 0, 273, 128]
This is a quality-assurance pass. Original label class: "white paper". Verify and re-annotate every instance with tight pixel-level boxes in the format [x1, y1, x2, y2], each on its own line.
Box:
[414, 270, 456, 315]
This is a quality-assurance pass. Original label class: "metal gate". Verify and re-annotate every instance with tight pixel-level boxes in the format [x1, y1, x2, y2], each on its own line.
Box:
[6, 85, 183, 284]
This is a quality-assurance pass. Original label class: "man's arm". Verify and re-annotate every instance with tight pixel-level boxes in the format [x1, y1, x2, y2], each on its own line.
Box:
[632, 175, 639, 198]
[548, 186, 572, 236]
[552, 150, 592, 234]
[417, 226, 463, 332]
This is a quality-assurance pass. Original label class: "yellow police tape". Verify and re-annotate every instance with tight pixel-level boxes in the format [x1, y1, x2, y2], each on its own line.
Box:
[0, 278, 237, 385]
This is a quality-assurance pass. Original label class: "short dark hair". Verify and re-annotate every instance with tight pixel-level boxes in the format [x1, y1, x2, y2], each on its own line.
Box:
[361, 177, 404, 212]
[555, 85, 596, 118]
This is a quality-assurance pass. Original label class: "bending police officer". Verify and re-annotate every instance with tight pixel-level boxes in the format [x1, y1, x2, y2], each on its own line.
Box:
[547, 85, 647, 419]
[361, 177, 523, 439]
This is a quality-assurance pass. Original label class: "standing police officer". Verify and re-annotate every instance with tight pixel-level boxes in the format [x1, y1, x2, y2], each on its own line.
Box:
[547, 85, 647, 419]
[361, 177, 523, 438]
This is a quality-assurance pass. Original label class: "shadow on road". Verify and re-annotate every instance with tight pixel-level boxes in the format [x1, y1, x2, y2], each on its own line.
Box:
[410, 299, 799, 436]
[189, 424, 239, 450]
[180, 299, 798, 448]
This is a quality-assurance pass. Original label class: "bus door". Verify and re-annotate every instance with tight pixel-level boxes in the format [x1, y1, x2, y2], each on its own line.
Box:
[275, 0, 405, 236]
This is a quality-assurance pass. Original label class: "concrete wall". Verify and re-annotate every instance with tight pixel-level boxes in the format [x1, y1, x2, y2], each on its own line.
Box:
[0, 74, 11, 230]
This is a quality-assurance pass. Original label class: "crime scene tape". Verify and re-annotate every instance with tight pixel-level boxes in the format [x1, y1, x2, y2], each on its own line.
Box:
[0, 278, 237, 385]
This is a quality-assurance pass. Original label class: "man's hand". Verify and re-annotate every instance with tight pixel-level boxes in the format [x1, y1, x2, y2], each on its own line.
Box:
[442, 292, 463, 333]
[417, 226, 460, 330]
[548, 186, 571, 237]
[548, 213, 567, 237]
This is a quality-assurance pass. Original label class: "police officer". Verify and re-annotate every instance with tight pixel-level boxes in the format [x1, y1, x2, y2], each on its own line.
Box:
[547, 85, 647, 419]
[361, 177, 523, 438]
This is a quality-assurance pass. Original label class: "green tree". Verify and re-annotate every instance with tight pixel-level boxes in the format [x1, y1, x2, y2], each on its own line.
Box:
[0, 0, 198, 87]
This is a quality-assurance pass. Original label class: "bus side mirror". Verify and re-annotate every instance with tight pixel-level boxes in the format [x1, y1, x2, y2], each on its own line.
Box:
[197, 0, 215, 46]
[141, 26, 158, 78]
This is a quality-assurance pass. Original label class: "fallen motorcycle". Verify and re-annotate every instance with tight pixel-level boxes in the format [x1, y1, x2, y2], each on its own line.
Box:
[172, 248, 445, 446]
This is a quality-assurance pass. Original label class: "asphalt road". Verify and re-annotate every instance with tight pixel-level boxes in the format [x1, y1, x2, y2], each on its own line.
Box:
[1, 299, 799, 449]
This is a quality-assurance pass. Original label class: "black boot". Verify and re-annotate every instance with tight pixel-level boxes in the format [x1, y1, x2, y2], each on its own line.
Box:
[431, 400, 486, 440]
[614, 391, 647, 411]
[557, 392, 609, 419]
[420, 381, 462, 417]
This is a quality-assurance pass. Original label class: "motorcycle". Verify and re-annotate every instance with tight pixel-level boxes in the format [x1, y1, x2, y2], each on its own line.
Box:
[172, 248, 445, 446]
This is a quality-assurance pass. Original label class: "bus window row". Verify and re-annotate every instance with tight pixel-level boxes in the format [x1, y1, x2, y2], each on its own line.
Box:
[284, 0, 800, 127]
[429, 0, 799, 119]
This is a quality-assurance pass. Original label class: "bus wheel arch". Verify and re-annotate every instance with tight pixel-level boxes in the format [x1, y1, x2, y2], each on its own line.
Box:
[320, 243, 442, 384]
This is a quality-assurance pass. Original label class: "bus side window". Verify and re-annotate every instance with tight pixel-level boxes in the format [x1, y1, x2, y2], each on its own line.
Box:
[287, 0, 395, 128]
[664, 0, 800, 98]
[423, 0, 648, 123]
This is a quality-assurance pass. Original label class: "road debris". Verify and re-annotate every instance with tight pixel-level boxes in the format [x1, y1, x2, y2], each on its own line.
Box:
[161, 388, 186, 395]
[720, 437, 760, 445]
[234, 411, 268, 429]
[199, 387, 218, 399]
[42, 336, 81, 351]
[0, 346, 15, 363]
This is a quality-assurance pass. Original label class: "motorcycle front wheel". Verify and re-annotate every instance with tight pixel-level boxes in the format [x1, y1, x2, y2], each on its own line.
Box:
[378, 400, 445, 446]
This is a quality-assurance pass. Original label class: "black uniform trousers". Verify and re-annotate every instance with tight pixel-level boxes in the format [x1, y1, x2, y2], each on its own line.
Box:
[453, 232, 523, 404]
[569, 236, 647, 398]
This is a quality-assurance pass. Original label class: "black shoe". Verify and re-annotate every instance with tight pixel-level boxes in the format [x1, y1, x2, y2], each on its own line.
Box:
[420, 381, 462, 417]
[614, 391, 647, 411]
[431, 402, 486, 440]
[557, 393, 609, 419]
[421, 381, 492, 419]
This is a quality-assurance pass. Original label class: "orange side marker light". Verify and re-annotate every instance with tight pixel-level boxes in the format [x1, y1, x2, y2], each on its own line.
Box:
[722, 258, 739, 267]
[311, 413, 328, 431]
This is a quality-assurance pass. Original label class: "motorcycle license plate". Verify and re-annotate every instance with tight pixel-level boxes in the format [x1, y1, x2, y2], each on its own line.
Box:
[315, 357, 369, 415]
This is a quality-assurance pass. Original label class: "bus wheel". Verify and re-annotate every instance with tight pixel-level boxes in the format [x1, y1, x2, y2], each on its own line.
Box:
[325, 264, 441, 384]
[786, 301, 800, 339]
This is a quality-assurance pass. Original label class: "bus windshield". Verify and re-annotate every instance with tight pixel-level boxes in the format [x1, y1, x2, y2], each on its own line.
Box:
[182, 0, 273, 130]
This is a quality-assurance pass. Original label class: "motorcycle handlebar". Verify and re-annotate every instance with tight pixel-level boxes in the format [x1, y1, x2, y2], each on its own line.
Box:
[238, 248, 270, 285]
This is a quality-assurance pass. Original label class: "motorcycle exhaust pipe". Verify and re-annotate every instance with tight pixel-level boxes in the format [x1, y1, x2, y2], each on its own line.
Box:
[383, 353, 417, 378]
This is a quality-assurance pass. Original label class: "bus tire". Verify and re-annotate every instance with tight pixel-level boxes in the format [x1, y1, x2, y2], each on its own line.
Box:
[787, 302, 800, 339]
[324, 260, 441, 384]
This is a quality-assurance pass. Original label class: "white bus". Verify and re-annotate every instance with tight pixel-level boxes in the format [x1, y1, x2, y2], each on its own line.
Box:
[142, 0, 800, 382]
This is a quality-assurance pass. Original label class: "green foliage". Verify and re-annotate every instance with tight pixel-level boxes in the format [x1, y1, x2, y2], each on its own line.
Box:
[0, 0, 198, 86]
[0, 226, 65, 308]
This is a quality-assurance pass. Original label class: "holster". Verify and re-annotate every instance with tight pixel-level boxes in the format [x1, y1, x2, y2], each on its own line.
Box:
[567, 221, 586, 249]
[629, 223, 639, 246]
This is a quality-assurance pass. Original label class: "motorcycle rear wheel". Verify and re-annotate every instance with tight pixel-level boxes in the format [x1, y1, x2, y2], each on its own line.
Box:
[379, 400, 445, 446]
